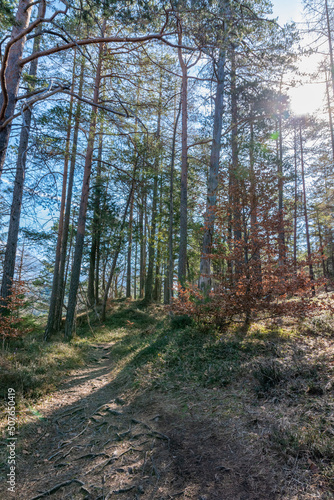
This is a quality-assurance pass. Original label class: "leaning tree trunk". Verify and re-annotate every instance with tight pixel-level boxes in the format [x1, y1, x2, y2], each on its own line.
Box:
[0, 4, 42, 310]
[0, 0, 38, 175]
[64, 42, 103, 340]
[199, 48, 226, 291]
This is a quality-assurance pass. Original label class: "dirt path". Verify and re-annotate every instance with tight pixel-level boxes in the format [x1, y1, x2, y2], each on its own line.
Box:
[1, 329, 333, 500]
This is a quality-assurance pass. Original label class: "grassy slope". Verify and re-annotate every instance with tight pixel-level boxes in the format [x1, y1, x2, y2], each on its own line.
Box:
[0, 300, 334, 497]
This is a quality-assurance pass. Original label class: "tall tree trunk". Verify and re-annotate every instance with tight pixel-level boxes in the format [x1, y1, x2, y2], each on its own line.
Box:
[0, 4, 42, 310]
[0, 0, 38, 174]
[278, 84, 285, 267]
[44, 52, 76, 338]
[153, 173, 163, 302]
[177, 31, 188, 286]
[230, 46, 241, 277]
[325, 69, 334, 164]
[134, 214, 138, 299]
[199, 48, 226, 290]
[87, 129, 103, 306]
[166, 98, 181, 303]
[293, 127, 298, 273]
[325, 0, 334, 98]
[64, 39, 104, 340]
[139, 188, 145, 298]
[144, 166, 159, 303]
[316, 207, 327, 282]
[101, 184, 135, 321]
[299, 122, 315, 295]
[144, 91, 162, 303]
[126, 188, 134, 298]
[45, 59, 85, 338]
[249, 116, 261, 290]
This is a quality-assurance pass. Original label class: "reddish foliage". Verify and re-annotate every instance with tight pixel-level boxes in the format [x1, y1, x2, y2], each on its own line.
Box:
[172, 170, 332, 329]
[0, 280, 27, 340]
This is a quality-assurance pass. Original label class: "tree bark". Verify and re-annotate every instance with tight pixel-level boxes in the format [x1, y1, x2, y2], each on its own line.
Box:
[0, 3, 43, 310]
[278, 84, 285, 267]
[293, 127, 298, 273]
[230, 45, 241, 277]
[0, 0, 37, 174]
[44, 52, 77, 339]
[144, 89, 162, 303]
[64, 38, 104, 340]
[126, 188, 134, 298]
[87, 129, 103, 306]
[299, 122, 315, 295]
[177, 27, 188, 286]
[47, 59, 85, 336]
[166, 97, 181, 303]
[101, 184, 135, 321]
[199, 48, 226, 290]
[139, 188, 145, 298]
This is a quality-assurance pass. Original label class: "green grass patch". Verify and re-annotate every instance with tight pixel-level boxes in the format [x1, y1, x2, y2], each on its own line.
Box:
[0, 324, 92, 403]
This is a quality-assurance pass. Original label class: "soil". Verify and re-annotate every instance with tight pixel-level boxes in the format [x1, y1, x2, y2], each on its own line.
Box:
[1, 335, 333, 500]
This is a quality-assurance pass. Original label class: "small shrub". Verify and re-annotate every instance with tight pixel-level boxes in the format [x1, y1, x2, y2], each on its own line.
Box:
[170, 314, 194, 330]
[253, 359, 286, 392]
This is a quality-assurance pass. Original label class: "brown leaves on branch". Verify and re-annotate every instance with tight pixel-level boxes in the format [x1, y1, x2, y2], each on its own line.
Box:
[0, 280, 27, 341]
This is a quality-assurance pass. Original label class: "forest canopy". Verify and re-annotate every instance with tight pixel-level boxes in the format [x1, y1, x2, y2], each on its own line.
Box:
[0, 0, 333, 338]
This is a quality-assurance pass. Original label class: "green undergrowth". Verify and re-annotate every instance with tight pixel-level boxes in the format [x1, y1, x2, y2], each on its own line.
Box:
[0, 329, 92, 404]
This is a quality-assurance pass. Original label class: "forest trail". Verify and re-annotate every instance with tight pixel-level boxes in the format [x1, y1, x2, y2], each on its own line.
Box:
[1, 303, 334, 499]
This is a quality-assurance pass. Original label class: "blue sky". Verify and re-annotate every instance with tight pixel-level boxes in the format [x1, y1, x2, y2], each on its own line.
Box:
[272, 0, 303, 25]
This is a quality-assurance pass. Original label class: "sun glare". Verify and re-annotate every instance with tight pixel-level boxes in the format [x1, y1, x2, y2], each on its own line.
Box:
[286, 50, 327, 117]
[288, 82, 326, 117]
